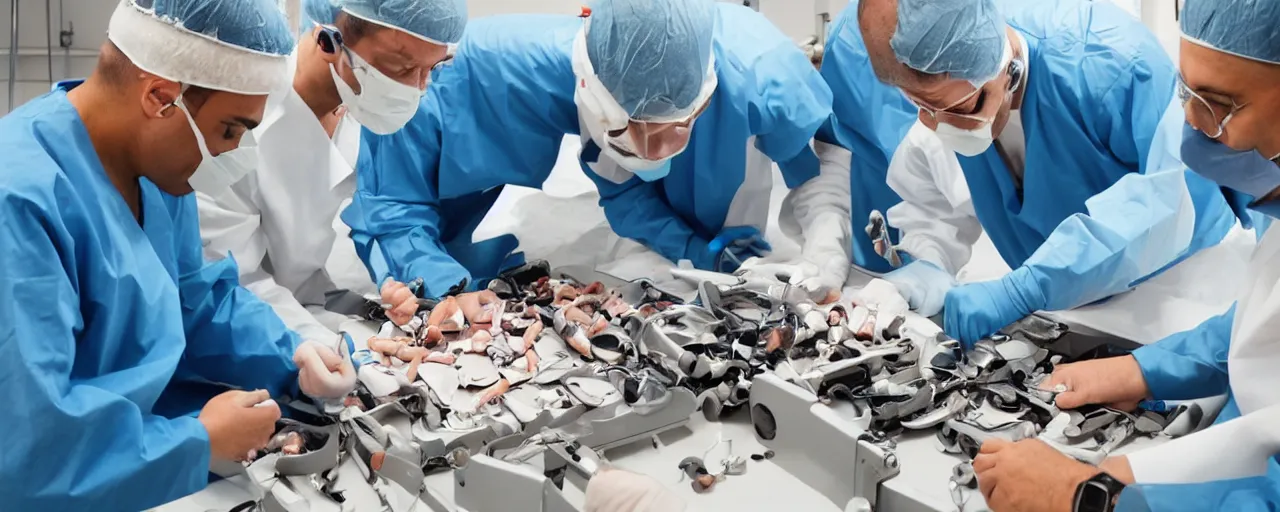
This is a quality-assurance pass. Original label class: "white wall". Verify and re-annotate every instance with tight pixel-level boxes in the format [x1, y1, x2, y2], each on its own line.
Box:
[0, 0, 111, 112]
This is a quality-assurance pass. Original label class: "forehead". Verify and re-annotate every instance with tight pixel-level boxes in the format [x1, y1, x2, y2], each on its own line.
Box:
[904, 74, 977, 104]
[359, 26, 444, 63]
[203, 90, 269, 121]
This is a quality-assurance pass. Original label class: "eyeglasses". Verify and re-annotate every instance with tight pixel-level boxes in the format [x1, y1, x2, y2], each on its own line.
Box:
[905, 57, 1026, 131]
[1176, 73, 1246, 140]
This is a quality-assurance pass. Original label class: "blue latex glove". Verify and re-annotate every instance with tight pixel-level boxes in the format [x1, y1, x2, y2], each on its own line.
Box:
[708, 226, 772, 273]
[943, 268, 1046, 348]
[882, 260, 955, 317]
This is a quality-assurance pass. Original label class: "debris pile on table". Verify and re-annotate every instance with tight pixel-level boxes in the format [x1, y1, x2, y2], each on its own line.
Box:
[661, 268, 1206, 508]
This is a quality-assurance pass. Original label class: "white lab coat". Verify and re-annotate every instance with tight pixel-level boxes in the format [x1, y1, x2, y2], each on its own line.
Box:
[1126, 226, 1280, 484]
[883, 121, 1255, 344]
[195, 59, 373, 342]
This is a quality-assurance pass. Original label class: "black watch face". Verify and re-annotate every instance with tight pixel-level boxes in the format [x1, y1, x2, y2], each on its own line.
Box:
[1080, 481, 1112, 512]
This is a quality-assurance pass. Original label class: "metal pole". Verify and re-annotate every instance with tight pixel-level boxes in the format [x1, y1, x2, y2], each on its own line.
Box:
[9, 0, 19, 112]
[46, 0, 53, 84]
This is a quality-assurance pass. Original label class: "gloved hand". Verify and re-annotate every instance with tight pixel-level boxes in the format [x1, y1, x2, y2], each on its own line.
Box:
[795, 213, 853, 302]
[584, 468, 688, 512]
[737, 258, 841, 303]
[707, 226, 772, 273]
[294, 339, 358, 400]
[882, 260, 955, 317]
[943, 269, 1046, 348]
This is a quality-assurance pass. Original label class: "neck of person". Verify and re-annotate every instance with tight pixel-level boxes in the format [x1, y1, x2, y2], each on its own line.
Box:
[66, 77, 144, 221]
[294, 46, 345, 123]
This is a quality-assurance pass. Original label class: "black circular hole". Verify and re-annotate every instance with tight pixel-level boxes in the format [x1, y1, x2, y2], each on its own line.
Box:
[752, 403, 777, 440]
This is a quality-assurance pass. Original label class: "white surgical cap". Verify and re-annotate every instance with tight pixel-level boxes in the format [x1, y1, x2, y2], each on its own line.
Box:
[107, 0, 294, 95]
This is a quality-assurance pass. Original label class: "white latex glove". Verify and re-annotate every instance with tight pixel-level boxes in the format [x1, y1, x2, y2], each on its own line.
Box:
[881, 260, 955, 317]
[779, 141, 855, 302]
[584, 468, 687, 512]
[294, 339, 357, 400]
[794, 212, 852, 299]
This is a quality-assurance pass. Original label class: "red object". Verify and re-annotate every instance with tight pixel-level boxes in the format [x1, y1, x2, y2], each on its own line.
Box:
[371, 452, 386, 471]
[579, 6, 592, 17]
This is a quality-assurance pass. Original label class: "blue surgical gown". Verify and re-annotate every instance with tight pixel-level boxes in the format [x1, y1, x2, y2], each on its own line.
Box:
[0, 87, 302, 511]
[1124, 307, 1280, 510]
[958, 0, 1236, 311]
[343, 5, 832, 298]
[818, 1, 918, 273]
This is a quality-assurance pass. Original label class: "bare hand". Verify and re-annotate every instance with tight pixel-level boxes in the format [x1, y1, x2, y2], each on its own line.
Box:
[380, 279, 419, 326]
[1044, 355, 1150, 410]
[585, 468, 687, 512]
[974, 438, 1098, 512]
[1099, 456, 1135, 485]
[199, 390, 280, 461]
[457, 290, 501, 324]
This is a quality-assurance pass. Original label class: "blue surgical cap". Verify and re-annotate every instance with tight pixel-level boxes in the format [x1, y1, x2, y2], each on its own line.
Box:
[1182, 0, 1280, 65]
[308, 0, 468, 45]
[109, 0, 293, 94]
[586, 0, 717, 121]
[132, 0, 294, 56]
[890, 0, 1005, 85]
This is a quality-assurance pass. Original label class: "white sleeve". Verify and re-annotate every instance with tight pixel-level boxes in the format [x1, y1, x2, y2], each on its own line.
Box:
[1128, 403, 1280, 484]
[196, 185, 332, 341]
[780, 140, 853, 263]
[884, 122, 982, 275]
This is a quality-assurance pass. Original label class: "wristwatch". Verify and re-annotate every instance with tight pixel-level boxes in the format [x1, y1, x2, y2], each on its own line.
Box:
[1074, 472, 1127, 512]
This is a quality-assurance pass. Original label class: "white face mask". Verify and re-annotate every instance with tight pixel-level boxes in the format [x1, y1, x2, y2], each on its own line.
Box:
[176, 95, 258, 192]
[934, 121, 995, 157]
[331, 49, 423, 135]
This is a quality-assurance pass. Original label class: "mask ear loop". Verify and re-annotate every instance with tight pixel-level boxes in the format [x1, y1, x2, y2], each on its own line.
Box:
[156, 83, 191, 117]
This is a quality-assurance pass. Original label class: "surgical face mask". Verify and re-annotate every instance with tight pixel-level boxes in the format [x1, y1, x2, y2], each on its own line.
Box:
[631, 160, 672, 182]
[175, 95, 258, 192]
[935, 121, 995, 157]
[1181, 123, 1280, 199]
[580, 114, 675, 180]
[331, 49, 424, 135]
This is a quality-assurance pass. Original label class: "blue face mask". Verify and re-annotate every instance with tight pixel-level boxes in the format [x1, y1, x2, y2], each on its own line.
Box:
[1181, 123, 1280, 199]
[632, 160, 672, 182]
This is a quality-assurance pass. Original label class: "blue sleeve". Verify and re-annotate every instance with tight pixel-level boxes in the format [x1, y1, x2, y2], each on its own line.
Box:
[749, 44, 832, 189]
[819, 6, 916, 168]
[1118, 476, 1280, 512]
[1131, 304, 1234, 401]
[0, 193, 210, 511]
[342, 98, 473, 298]
[172, 194, 301, 398]
[1009, 53, 1236, 312]
[580, 142, 717, 270]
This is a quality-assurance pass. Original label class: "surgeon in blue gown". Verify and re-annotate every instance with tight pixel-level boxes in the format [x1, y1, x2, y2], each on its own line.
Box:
[815, 1, 919, 275]
[344, 0, 844, 300]
[854, 0, 1240, 345]
[966, 1, 1280, 510]
[0, 2, 355, 510]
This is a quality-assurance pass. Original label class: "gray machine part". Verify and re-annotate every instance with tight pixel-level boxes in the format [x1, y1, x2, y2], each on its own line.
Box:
[454, 441, 605, 512]
[454, 454, 581, 512]
[576, 387, 698, 451]
[274, 424, 342, 476]
[750, 374, 900, 510]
